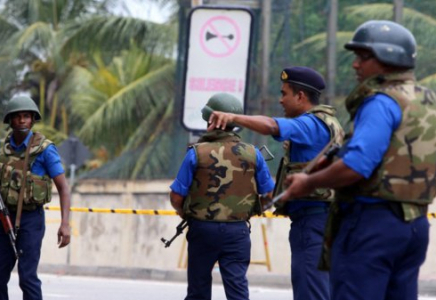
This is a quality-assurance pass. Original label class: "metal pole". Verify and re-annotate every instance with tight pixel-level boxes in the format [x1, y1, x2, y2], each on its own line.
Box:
[326, 0, 338, 105]
[261, 0, 271, 116]
[191, 0, 203, 6]
[255, 0, 271, 146]
[393, 0, 404, 24]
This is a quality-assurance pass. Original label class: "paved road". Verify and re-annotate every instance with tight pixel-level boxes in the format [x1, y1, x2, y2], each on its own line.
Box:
[7, 273, 436, 300]
[8, 273, 292, 300]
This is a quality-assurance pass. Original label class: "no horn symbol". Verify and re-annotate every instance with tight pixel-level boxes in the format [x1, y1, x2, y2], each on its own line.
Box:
[200, 16, 241, 58]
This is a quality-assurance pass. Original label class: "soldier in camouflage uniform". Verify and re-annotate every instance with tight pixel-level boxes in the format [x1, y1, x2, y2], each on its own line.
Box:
[208, 67, 343, 300]
[0, 96, 70, 300]
[170, 93, 274, 300]
[281, 20, 436, 300]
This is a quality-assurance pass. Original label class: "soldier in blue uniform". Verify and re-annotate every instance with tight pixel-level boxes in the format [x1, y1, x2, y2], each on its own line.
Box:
[170, 93, 274, 300]
[0, 96, 71, 300]
[281, 21, 436, 300]
[208, 68, 343, 300]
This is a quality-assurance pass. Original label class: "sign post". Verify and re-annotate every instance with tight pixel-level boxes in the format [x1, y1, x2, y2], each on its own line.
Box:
[182, 6, 254, 132]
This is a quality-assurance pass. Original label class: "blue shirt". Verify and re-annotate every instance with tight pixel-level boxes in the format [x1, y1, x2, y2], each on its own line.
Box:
[170, 148, 274, 197]
[340, 93, 402, 203]
[10, 131, 65, 178]
[273, 113, 331, 213]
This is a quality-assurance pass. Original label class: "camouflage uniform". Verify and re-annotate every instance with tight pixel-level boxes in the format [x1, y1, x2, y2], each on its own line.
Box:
[171, 130, 274, 300]
[0, 132, 53, 209]
[324, 71, 435, 300]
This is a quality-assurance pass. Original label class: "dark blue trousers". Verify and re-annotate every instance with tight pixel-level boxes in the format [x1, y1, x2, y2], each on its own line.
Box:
[289, 211, 330, 300]
[331, 203, 429, 300]
[185, 219, 251, 300]
[0, 207, 45, 300]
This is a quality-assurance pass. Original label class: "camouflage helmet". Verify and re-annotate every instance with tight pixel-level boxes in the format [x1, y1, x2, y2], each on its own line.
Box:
[201, 93, 243, 128]
[344, 20, 416, 69]
[3, 96, 42, 124]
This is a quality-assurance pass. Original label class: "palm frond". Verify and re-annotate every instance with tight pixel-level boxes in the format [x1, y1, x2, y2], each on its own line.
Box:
[77, 63, 175, 151]
[345, 4, 436, 48]
[131, 98, 173, 178]
[0, 15, 19, 43]
[33, 123, 68, 145]
[123, 100, 168, 151]
[5, 21, 54, 58]
[60, 16, 172, 57]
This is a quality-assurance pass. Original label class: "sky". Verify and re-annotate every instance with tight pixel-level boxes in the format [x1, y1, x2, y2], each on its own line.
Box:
[117, 0, 172, 23]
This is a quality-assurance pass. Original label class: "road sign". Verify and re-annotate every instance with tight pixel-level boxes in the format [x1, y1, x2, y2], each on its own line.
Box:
[58, 135, 91, 169]
[182, 6, 254, 131]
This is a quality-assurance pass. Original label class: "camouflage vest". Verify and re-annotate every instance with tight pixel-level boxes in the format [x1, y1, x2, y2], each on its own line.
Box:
[274, 105, 344, 212]
[183, 130, 259, 222]
[336, 71, 436, 217]
[0, 132, 53, 208]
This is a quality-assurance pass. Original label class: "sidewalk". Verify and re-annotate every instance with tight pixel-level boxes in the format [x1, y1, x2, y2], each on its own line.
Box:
[38, 263, 436, 295]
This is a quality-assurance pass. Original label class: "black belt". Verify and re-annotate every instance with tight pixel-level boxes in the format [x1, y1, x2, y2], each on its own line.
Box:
[7, 204, 40, 212]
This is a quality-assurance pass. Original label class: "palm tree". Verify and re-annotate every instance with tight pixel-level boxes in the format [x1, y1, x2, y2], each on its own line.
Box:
[0, 0, 180, 180]
[65, 44, 176, 179]
[0, 0, 174, 135]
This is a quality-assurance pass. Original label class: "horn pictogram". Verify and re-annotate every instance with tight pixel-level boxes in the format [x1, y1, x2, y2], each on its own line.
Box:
[205, 31, 234, 41]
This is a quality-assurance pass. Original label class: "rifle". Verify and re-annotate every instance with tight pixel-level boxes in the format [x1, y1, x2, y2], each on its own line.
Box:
[161, 219, 188, 248]
[263, 140, 341, 210]
[0, 194, 21, 259]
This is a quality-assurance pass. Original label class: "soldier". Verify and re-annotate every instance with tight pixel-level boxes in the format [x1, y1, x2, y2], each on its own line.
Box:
[281, 20, 436, 300]
[170, 93, 274, 300]
[0, 96, 71, 300]
[208, 67, 343, 300]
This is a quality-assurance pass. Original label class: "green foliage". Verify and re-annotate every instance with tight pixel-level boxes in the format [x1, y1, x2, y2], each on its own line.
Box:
[0, 0, 178, 179]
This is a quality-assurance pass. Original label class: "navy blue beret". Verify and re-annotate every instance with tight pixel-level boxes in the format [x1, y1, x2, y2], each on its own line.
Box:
[280, 66, 326, 94]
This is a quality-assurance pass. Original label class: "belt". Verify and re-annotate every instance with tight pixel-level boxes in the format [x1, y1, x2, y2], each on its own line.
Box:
[289, 206, 329, 220]
[7, 204, 40, 212]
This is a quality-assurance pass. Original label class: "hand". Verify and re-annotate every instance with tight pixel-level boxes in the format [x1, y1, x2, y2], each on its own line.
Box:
[57, 223, 71, 248]
[281, 173, 313, 201]
[207, 112, 235, 131]
[176, 209, 185, 219]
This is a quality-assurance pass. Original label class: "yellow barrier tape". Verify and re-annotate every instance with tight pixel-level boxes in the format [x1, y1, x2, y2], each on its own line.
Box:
[44, 206, 280, 218]
[44, 206, 436, 219]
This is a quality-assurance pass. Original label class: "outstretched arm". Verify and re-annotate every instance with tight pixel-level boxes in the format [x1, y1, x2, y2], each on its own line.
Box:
[208, 112, 279, 136]
[52, 173, 71, 248]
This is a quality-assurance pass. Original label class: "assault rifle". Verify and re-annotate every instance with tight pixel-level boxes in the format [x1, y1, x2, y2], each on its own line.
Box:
[161, 219, 188, 248]
[0, 194, 21, 259]
[263, 140, 341, 211]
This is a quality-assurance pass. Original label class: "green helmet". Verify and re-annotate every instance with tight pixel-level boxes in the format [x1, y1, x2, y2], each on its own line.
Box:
[344, 20, 416, 69]
[201, 93, 243, 128]
[3, 96, 42, 124]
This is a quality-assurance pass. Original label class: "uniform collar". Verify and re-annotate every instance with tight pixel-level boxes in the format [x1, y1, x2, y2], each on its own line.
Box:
[10, 131, 34, 150]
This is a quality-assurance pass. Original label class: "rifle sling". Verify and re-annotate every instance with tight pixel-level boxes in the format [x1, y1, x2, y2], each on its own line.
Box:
[15, 134, 35, 231]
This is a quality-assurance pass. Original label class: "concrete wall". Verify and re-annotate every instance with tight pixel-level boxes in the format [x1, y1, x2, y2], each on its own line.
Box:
[41, 180, 436, 279]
